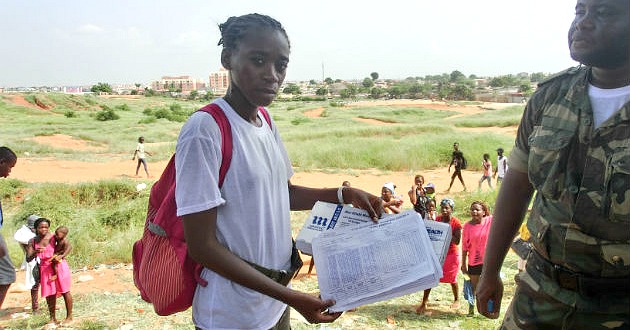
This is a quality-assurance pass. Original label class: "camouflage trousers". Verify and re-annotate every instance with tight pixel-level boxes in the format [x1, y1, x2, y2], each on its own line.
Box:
[500, 262, 629, 330]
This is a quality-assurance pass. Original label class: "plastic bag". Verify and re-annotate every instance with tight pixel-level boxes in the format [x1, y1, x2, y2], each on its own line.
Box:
[463, 278, 474, 305]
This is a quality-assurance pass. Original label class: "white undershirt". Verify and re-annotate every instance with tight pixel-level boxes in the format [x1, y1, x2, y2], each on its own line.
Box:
[588, 84, 630, 128]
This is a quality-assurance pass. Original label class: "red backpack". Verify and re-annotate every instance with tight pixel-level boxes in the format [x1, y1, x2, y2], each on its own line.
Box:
[132, 103, 272, 316]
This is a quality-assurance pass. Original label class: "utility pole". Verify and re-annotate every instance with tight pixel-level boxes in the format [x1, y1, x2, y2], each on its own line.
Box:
[321, 62, 325, 83]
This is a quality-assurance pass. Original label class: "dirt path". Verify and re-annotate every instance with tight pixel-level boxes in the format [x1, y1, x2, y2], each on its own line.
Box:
[11, 157, 481, 197]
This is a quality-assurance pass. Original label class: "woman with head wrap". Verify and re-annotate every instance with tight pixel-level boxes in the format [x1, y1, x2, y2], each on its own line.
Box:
[381, 182, 403, 214]
[416, 198, 462, 314]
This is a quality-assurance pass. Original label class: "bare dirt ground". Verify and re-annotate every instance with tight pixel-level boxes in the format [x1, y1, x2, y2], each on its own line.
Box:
[1, 98, 516, 325]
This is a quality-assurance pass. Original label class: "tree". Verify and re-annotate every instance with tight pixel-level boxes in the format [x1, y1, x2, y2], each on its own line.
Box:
[370, 87, 385, 99]
[450, 70, 466, 83]
[188, 90, 199, 100]
[309, 79, 317, 85]
[530, 72, 547, 82]
[518, 83, 533, 96]
[450, 83, 474, 100]
[282, 83, 301, 95]
[362, 77, 374, 88]
[324, 77, 333, 85]
[370, 72, 379, 81]
[315, 87, 328, 96]
[91, 82, 113, 94]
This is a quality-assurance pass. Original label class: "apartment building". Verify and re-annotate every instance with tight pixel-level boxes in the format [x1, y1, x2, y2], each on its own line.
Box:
[208, 68, 229, 94]
[151, 76, 206, 94]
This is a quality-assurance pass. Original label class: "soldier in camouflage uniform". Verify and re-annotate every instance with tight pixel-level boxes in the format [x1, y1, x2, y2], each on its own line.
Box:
[476, 0, 630, 328]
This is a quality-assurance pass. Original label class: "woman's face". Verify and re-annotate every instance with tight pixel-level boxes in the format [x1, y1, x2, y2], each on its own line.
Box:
[36, 221, 50, 237]
[414, 176, 424, 186]
[381, 187, 393, 201]
[470, 203, 485, 221]
[223, 28, 290, 107]
[440, 204, 453, 217]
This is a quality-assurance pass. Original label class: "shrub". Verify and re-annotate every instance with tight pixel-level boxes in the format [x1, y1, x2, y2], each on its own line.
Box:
[64, 110, 77, 118]
[115, 104, 131, 111]
[95, 108, 120, 121]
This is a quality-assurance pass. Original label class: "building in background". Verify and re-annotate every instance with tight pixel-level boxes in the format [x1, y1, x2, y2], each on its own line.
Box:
[208, 68, 229, 95]
[151, 76, 206, 94]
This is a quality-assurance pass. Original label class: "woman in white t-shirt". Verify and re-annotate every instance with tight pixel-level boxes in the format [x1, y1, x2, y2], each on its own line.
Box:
[175, 14, 383, 330]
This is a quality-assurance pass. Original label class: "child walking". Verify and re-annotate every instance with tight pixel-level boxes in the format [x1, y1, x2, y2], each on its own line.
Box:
[416, 198, 462, 314]
[50, 226, 72, 282]
[478, 153, 493, 190]
[132, 136, 152, 177]
[461, 201, 492, 315]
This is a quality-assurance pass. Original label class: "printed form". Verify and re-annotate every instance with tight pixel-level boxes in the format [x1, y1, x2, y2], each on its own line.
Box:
[311, 211, 443, 312]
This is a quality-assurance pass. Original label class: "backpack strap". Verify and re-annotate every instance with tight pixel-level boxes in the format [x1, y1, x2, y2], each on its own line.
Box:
[197, 104, 232, 188]
[197, 104, 273, 187]
[258, 106, 272, 128]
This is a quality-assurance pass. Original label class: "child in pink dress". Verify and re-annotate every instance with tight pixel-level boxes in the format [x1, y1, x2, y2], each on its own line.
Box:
[416, 198, 462, 314]
[461, 201, 492, 315]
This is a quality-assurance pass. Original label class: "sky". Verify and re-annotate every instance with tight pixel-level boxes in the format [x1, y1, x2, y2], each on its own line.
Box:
[0, 0, 579, 87]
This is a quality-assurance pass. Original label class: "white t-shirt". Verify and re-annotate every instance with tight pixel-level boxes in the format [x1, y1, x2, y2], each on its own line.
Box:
[588, 84, 630, 128]
[497, 155, 508, 178]
[135, 143, 146, 159]
[175, 98, 293, 330]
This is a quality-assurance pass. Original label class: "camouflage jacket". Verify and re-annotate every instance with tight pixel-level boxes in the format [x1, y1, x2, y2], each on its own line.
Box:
[509, 66, 630, 278]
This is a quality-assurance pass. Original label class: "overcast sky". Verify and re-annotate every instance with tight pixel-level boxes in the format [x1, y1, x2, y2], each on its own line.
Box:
[0, 0, 579, 87]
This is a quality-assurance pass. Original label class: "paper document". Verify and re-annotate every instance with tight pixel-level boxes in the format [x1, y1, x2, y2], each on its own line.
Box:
[296, 201, 450, 264]
[310, 209, 443, 312]
[423, 220, 451, 265]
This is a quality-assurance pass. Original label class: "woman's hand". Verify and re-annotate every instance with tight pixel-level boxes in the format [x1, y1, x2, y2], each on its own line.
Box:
[288, 291, 342, 324]
[343, 187, 383, 222]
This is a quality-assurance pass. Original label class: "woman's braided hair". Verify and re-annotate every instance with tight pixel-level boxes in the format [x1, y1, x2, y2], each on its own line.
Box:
[218, 13, 290, 50]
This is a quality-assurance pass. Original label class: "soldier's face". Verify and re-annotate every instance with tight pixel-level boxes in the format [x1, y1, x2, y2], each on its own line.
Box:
[568, 0, 630, 69]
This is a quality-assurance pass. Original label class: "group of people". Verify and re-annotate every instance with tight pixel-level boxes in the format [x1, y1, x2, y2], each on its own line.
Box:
[2, 1, 629, 328]
[181, 6, 626, 329]
[0, 147, 74, 326]
[446, 142, 509, 193]
[415, 199, 494, 317]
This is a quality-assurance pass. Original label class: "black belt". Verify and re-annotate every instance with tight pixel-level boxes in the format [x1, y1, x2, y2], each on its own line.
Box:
[528, 250, 630, 298]
[244, 241, 303, 287]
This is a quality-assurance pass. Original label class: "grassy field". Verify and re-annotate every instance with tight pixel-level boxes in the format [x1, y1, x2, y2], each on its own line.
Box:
[0, 93, 524, 329]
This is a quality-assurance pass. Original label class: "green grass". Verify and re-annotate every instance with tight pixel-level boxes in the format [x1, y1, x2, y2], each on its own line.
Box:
[0, 93, 524, 329]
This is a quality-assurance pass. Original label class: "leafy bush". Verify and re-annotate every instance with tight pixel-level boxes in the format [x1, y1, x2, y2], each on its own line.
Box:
[142, 102, 192, 122]
[64, 110, 77, 118]
[115, 104, 131, 111]
[95, 108, 120, 121]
